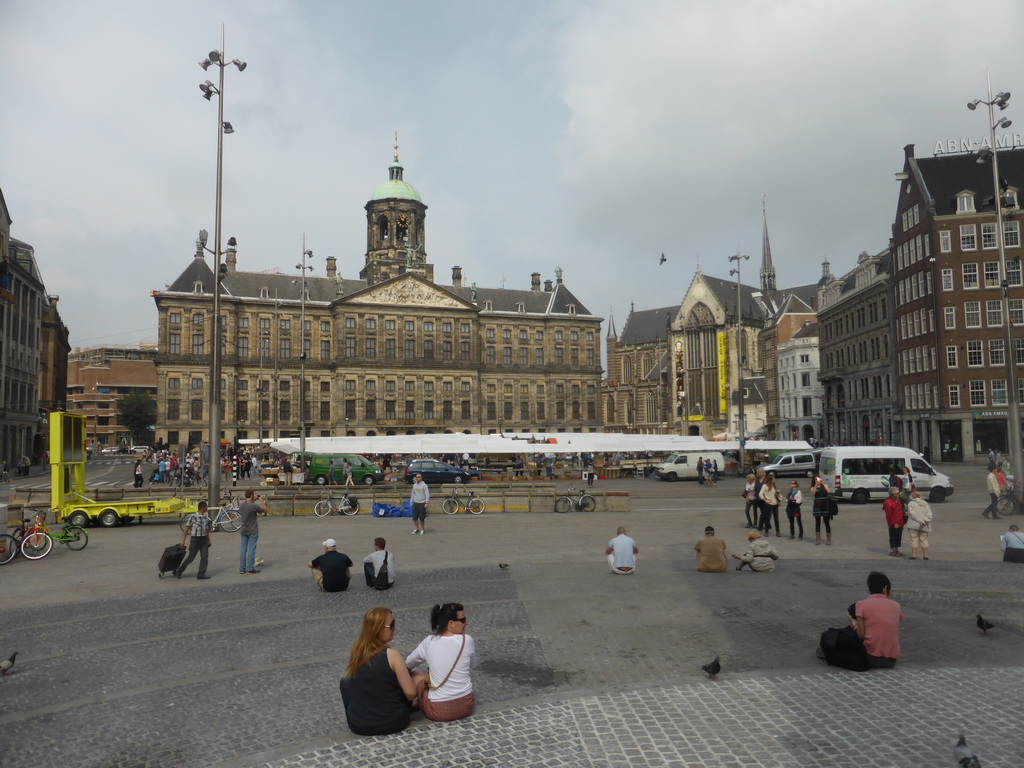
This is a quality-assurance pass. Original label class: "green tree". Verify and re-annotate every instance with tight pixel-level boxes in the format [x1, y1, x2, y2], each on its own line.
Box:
[117, 391, 156, 445]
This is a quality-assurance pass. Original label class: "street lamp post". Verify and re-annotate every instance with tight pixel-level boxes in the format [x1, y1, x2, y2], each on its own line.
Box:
[969, 76, 1024, 481]
[295, 240, 314, 477]
[729, 253, 750, 473]
[198, 26, 245, 508]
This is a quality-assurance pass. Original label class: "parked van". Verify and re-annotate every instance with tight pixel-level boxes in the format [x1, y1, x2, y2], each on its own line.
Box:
[758, 451, 818, 478]
[818, 446, 954, 504]
[654, 452, 727, 482]
[302, 454, 384, 486]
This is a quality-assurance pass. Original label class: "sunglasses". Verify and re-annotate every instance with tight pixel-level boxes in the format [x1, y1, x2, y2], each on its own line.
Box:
[452, 616, 468, 624]
[385, 620, 396, 630]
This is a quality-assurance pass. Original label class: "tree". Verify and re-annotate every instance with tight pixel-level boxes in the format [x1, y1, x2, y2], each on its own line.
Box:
[118, 391, 156, 445]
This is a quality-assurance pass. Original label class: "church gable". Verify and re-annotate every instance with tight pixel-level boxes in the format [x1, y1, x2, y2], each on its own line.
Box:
[340, 273, 476, 311]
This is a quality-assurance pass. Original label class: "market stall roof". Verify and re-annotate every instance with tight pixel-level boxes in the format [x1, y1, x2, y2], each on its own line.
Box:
[267, 433, 812, 456]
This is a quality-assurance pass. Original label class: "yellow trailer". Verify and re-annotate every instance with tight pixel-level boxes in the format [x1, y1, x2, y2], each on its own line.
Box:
[50, 413, 198, 527]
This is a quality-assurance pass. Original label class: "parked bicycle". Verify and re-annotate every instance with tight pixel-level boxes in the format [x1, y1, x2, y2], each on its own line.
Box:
[998, 480, 1023, 516]
[554, 485, 596, 513]
[18, 510, 88, 560]
[178, 504, 242, 533]
[314, 491, 359, 517]
[442, 487, 484, 515]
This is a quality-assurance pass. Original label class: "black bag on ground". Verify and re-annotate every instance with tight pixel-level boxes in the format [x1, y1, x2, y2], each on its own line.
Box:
[158, 543, 186, 577]
[373, 550, 391, 590]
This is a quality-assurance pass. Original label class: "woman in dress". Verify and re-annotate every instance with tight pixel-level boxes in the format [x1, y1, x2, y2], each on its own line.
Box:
[905, 488, 932, 560]
[340, 607, 417, 735]
[758, 473, 783, 537]
[785, 480, 804, 540]
[883, 485, 906, 557]
[406, 602, 477, 722]
[811, 476, 833, 546]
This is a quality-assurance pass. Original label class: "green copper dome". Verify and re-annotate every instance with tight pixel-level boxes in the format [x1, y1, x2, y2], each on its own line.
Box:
[370, 158, 421, 202]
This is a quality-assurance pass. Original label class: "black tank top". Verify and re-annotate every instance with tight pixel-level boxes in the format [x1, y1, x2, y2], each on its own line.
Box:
[339, 648, 411, 736]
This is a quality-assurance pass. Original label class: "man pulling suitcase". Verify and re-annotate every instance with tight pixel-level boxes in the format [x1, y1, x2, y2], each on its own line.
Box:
[175, 501, 212, 580]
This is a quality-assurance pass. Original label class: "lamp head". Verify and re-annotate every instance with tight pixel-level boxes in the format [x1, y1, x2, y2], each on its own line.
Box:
[304, 249, 313, 258]
[198, 229, 209, 247]
[968, 99, 981, 111]
[208, 50, 222, 64]
[997, 117, 1012, 130]
[232, 59, 247, 71]
[226, 236, 237, 251]
[222, 121, 234, 134]
[199, 59, 212, 71]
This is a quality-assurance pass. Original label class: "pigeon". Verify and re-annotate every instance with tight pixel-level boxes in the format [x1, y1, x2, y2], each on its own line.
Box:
[1, 651, 17, 676]
[498, 563, 509, 570]
[659, 253, 667, 265]
[700, 656, 721, 681]
[976, 614, 994, 635]
[954, 734, 981, 767]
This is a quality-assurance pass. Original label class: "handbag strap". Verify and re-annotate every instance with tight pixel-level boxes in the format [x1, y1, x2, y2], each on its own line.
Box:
[430, 633, 466, 690]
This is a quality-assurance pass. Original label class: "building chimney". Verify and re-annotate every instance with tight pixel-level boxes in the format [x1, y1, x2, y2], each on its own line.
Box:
[452, 266, 463, 287]
[326, 256, 337, 278]
[544, 279, 553, 292]
[225, 238, 238, 273]
[531, 272, 541, 291]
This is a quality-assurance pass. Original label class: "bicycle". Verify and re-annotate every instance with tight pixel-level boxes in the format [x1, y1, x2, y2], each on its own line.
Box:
[554, 485, 596, 513]
[998, 480, 1023, 516]
[178, 505, 242, 533]
[314, 490, 359, 517]
[442, 487, 484, 515]
[19, 510, 88, 560]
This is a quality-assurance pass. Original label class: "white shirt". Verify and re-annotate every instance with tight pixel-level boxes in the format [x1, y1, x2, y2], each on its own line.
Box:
[362, 549, 395, 584]
[406, 633, 476, 701]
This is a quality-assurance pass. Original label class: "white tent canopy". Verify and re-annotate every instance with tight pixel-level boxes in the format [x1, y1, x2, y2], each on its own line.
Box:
[267, 433, 813, 457]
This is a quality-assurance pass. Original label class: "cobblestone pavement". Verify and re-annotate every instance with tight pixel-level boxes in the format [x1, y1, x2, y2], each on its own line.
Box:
[1, 473, 1022, 767]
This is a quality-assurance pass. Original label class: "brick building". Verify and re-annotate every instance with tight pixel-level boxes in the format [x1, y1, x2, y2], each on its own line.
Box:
[67, 346, 158, 450]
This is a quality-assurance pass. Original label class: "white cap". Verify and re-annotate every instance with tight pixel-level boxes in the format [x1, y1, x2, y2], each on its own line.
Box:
[322, 538, 336, 549]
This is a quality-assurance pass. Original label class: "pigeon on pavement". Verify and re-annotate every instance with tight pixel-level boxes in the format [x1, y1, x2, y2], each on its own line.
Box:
[700, 656, 721, 681]
[498, 563, 509, 570]
[954, 734, 981, 767]
[1, 651, 17, 676]
[976, 614, 994, 635]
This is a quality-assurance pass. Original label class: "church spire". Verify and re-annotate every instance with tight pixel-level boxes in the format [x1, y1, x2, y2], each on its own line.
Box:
[606, 307, 617, 339]
[760, 195, 776, 294]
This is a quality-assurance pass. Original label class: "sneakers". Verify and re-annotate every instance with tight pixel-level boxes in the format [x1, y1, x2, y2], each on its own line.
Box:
[197, 574, 211, 580]
[412, 529, 419, 535]
[247, 569, 262, 574]
[174, 570, 182, 579]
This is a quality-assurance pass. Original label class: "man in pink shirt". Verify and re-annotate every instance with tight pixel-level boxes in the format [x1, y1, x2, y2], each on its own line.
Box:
[818, 571, 903, 670]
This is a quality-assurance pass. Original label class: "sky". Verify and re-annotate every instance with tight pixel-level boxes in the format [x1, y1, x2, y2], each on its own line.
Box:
[3, 0, 1024, 350]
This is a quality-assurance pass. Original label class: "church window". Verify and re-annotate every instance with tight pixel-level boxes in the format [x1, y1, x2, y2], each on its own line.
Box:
[385, 319, 396, 330]
[366, 317, 376, 329]
[378, 216, 389, 242]
[622, 357, 633, 383]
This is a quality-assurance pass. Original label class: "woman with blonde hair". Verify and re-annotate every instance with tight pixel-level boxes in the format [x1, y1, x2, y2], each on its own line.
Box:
[758, 473, 783, 537]
[340, 606, 417, 735]
[406, 602, 477, 722]
[905, 488, 933, 560]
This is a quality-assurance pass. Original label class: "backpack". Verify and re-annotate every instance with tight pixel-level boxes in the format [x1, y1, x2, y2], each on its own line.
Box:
[373, 551, 391, 590]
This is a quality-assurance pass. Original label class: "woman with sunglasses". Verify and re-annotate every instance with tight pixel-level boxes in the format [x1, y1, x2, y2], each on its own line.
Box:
[406, 602, 477, 722]
[340, 607, 417, 735]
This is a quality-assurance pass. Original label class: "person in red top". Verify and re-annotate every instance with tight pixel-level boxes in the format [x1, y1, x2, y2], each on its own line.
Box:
[882, 485, 905, 557]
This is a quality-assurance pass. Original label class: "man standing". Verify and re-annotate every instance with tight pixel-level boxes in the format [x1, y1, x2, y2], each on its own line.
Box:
[175, 500, 212, 580]
[605, 525, 638, 574]
[238, 489, 267, 574]
[410, 472, 429, 535]
[328, 458, 336, 485]
[983, 467, 1003, 519]
[363, 537, 395, 588]
[694, 525, 728, 572]
[308, 538, 353, 592]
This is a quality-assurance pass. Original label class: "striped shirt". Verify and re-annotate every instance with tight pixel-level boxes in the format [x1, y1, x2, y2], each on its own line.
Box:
[185, 511, 210, 538]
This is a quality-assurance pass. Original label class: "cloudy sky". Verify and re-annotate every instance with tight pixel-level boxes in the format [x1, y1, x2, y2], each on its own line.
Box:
[3, 0, 1023, 349]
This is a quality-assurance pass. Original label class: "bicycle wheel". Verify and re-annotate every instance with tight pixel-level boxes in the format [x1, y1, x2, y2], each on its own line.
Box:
[0, 533, 17, 565]
[467, 498, 485, 515]
[342, 498, 359, 516]
[554, 497, 571, 513]
[442, 498, 458, 515]
[21, 531, 53, 560]
[62, 526, 89, 551]
[314, 500, 333, 517]
[579, 495, 596, 512]
[219, 510, 242, 532]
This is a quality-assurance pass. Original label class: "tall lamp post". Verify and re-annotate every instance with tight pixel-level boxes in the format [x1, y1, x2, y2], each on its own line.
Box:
[729, 253, 750, 473]
[969, 76, 1024, 480]
[294, 240, 314, 476]
[198, 26, 246, 507]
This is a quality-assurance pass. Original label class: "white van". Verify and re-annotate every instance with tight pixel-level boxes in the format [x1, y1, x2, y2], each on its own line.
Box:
[654, 452, 727, 482]
[818, 446, 954, 504]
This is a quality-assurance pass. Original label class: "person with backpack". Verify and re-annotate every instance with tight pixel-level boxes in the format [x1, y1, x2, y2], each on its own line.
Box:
[363, 537, 395, 589]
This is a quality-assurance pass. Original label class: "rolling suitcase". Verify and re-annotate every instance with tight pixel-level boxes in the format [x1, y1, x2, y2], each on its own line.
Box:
[158, 543, 186, 578]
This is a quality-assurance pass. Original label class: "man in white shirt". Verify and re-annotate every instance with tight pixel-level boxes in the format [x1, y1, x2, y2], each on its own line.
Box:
[363, 536, 396, 588]
[605, 526, 638, 574]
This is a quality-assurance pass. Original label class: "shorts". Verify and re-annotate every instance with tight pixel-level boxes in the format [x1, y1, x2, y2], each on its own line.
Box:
[412, 502, 427, 522]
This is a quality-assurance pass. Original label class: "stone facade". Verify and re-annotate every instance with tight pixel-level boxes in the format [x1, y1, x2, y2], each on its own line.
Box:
[150, 153, 602, 450]
[817, 250, 897, 446]
[603, 305, 673, 433]
[777, 321, 822, 442]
